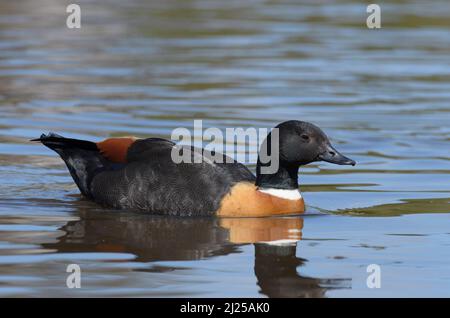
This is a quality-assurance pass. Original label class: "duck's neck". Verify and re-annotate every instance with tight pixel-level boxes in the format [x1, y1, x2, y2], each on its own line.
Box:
[255, 161, 300, 190]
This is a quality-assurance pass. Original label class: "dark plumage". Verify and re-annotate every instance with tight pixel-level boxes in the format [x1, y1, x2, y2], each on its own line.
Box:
[33, 121, 355, 216]
[34, 135, 254, 216]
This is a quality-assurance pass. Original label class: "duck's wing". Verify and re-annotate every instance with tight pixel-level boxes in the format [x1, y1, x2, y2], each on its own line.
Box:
[126, 137, 176, 162]
[127, 137, 255, 180]
[97, 136, 256, 182]
[90, 138, 255, 215]
[96, 136, 139, 163]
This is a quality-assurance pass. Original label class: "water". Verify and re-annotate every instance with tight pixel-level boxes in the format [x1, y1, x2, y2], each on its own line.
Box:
[0, 0, 449, 297]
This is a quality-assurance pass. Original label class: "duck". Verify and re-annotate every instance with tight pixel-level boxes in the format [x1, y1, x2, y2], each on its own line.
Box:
[32, 120, 355, 217]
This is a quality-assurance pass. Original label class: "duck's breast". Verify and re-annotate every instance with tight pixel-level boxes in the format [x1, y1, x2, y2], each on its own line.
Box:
[216, 182, 305, 217]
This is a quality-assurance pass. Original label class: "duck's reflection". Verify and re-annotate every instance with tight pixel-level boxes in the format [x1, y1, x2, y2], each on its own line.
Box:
[43, 209, 346, 297]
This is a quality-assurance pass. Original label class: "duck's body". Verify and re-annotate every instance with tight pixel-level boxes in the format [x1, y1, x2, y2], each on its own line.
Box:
[34, 121, 354, 217]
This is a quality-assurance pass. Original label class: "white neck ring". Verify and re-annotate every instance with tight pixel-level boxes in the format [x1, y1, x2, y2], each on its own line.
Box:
[258, 188, 302, 200]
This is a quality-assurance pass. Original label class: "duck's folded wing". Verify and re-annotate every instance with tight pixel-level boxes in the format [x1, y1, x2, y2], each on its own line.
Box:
[127, 137, 255, 180]
[90, 137, 255, 215]
[126, 137, 176, 162]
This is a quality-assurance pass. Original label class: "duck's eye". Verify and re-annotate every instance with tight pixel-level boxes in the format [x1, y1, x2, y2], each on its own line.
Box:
[301, 134, 310, 141]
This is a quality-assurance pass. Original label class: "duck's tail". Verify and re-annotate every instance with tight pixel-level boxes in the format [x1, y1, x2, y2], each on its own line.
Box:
[32, 133, 107, 198]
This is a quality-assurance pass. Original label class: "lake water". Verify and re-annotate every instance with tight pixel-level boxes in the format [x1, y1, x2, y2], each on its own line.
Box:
[0, 0, 449, 297]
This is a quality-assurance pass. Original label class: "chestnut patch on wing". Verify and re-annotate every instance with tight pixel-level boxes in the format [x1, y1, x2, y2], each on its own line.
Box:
[96, 137, 138, 163]
[217, 182, 305, 217]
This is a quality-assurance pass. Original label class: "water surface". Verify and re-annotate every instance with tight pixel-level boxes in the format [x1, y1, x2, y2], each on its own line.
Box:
[0, 0, 449, 297]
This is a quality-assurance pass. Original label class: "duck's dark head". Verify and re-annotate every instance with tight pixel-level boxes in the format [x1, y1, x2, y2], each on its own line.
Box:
[256, 120, 355, 189]
[276, 120, 356, 166]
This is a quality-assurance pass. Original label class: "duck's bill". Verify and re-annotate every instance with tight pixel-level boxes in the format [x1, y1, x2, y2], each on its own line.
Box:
[318, 145, 356, 166]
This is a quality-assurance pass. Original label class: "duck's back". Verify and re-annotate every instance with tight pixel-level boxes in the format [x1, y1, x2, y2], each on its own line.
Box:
[90, 138, 256, 216]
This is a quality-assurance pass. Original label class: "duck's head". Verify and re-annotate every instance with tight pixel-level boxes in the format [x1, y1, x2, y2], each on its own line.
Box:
[256, 120, 355, 189]
[276, 120, 356, 166]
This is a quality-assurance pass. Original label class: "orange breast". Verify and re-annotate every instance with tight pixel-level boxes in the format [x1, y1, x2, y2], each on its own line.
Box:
[216, 182, 305, 217]
[96, 137, 138, 163]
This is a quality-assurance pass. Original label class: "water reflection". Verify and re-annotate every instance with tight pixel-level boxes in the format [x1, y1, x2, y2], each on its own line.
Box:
[41, 210, 348, 297]
[255, 244, 328, 298]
